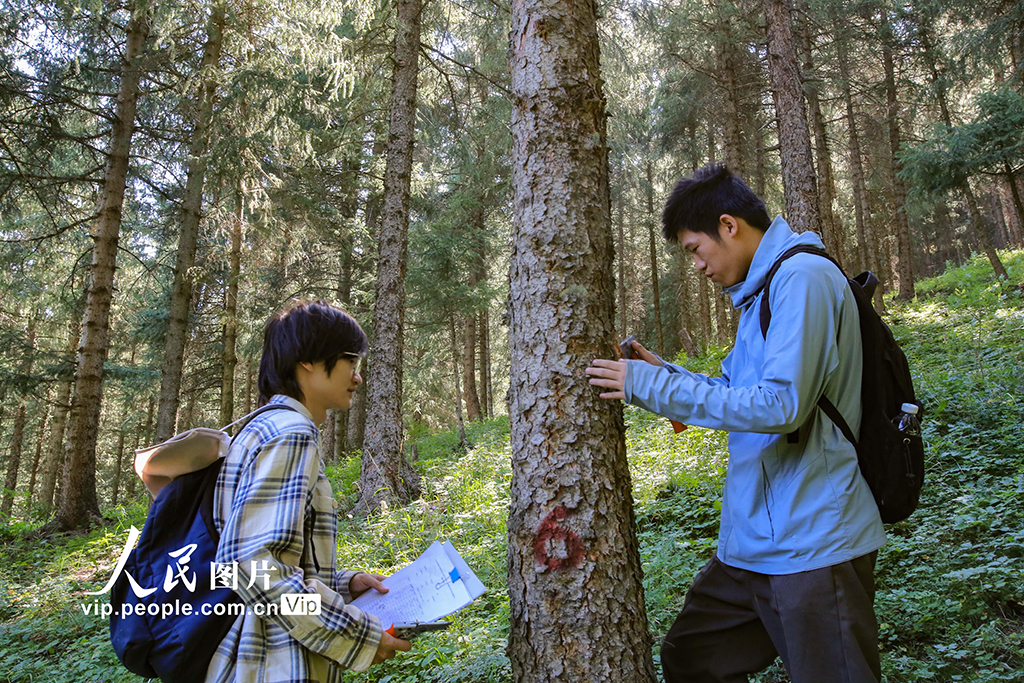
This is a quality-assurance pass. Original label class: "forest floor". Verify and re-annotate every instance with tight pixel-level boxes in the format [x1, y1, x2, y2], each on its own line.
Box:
[1, 251, 1022, 683]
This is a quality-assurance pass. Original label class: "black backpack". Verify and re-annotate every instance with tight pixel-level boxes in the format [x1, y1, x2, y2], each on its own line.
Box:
[110, 403, 295, 682]
[758, 245, 924, 524]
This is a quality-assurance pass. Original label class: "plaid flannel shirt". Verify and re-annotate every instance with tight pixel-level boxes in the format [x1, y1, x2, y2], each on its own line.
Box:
[206, 395, 382, 682]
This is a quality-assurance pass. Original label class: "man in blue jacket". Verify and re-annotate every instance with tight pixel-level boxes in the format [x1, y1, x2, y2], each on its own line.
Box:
[586, 164, 885, 683]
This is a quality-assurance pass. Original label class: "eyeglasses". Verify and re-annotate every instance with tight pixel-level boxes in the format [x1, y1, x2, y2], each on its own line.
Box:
[337, 352, 362, 375]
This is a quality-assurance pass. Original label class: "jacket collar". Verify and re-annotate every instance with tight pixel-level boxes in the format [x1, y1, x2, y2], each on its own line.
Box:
[724, 215, 825, 308]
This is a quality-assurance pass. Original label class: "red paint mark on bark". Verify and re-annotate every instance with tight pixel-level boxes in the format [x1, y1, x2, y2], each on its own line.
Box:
[533, 506, 585, 571]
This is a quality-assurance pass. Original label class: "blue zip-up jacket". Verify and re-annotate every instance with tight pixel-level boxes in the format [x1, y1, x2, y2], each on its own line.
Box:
[625, 216, 885, 574]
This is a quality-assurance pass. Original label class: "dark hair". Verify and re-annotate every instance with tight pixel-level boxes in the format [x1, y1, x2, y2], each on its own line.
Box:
[258, 300, 367, 405]
[661, 163, 771, 242]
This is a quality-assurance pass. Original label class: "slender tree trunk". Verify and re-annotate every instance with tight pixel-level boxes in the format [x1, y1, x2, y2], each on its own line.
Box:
[919, 23, 1009, 279]
[319, 411, 336, 465]
[450, 316, 469, 450]
[797, 4, 844, 265]
[646, 160, 665, 357]
[1002, 165, 1024, 246]
[463, 315, 482, 421]
[717, 28, 745, 176]
[616, 183, 627, 340]
[763, 0, 821, 234]
[38, 309, 81, 510]
[837, 33, 884, 313]
[715, 292, 730, 344]
[155, 5, 225, 443]
[754, 118, 767, 199]
[347, 359, 368, 453]
[129, 398, 154, 501]
[676, 249, 699, 357]
[507, 0, 657, 679]
[357, 0, 422, 512]
[697, 269, 712, 349]
[3, 317, 37, 518]
[221, 180, 244, 425]
[27, 399, 49, 507]
[965, 187, 1009, 279]
[55, 0, 150, 524]
[479, 311, 491, 418]
[110, 426, 127, 508]
[57, 3, 151, 530]
[882, 16, 915, 299]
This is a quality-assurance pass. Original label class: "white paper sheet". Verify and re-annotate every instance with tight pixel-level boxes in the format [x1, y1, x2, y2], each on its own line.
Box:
[350, 540, 485, 627]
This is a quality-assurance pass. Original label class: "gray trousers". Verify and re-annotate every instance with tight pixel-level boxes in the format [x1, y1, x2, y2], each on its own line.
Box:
[660, 552, 881, 683]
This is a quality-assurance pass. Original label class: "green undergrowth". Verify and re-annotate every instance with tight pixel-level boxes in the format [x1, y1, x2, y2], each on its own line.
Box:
[1, 251, 1023, 682]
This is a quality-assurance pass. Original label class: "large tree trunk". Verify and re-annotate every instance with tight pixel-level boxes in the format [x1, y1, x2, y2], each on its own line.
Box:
[763, 0, 821, 234]
[881, 16, 915, 299]
[52, 4, 149, 531]
[358, 0, 422, 512]
[221, 180, 244, 425]
[155, 5, 225, 443]
[3, 316, 37, 518]
[507, 0, 657, 680]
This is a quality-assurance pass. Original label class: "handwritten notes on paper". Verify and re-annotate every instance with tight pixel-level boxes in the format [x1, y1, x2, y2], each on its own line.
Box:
[350, 541, 486, 627]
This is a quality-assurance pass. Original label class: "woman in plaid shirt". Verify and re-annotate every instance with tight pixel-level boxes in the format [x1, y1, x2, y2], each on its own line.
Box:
[206, 301, 410, 682]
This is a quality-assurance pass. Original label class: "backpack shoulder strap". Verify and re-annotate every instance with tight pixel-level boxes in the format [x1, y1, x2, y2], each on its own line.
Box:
[226, 405, 299, 448]
[758, 245, 840, 341]
[756, 245, 859, 446]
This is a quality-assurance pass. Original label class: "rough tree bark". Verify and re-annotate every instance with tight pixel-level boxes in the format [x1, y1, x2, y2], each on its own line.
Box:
[155, 5, 225, 443]
[506, 0, 657, 679]
[51, 4, 149, 531]
[762, 0, 821, 234]
[358, 0, 422, 512]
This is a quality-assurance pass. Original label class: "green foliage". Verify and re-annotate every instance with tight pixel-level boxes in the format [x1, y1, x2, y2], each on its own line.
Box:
[3, 255, 1024, 682]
